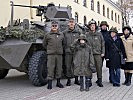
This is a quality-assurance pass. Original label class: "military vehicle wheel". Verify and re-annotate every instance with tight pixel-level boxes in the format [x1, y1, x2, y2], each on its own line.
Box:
[28, 51, 47, 86]
[0, 69, 9, 79]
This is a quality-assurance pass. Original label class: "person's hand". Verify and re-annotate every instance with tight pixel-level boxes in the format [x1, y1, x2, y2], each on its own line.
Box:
[124, 58, 127, 61]
[106, 59, 109, 61]
[101, 54, 104, 57]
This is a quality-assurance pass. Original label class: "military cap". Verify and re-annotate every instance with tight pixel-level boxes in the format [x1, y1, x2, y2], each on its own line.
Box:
[88, 19, 97, 26]
[109, 27, 118, 33]
[78, 34, 88, 42]
[51, 21, 58, 25]
[100, 21, 109, 27]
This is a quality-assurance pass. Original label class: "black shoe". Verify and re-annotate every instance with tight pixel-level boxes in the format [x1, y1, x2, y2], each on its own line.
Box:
[56, 83, 64, 88]
[47, 80, 52, 89]
[89, 80, 92, 87]
[96, 79, 103, 87]
[126, 73, 132, 86]
[74, 81, 80, 85]
[126, 82, 131, 86]
[80, 76, 84, 92]
[80, 87, 84, 92]
[113, 84, 120, 87]
[75, 76, 80, 85]
[122, 72, 128, 85]
[109, 80, 113, 84]
[97, 83, 103, 87]
[56, 79, 64, 88]
[85, 78, 90, 91]
[66, 79, 71, 86]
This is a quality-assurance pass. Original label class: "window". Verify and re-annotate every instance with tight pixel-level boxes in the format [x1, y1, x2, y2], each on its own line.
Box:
[91, 0, 94, 11]
[74, 0, 78, 3]
[107, 8, 109, 18]
[115, 13, 117, 22]
[103, 5, 105, 16]
[84, 16, 87, 25]
[75, 12, 78, 23]
[83, 0, 87, 7]
[118, 15, 120, 24]
[111, 10, 113, 20]
[97, 1, 100, 14]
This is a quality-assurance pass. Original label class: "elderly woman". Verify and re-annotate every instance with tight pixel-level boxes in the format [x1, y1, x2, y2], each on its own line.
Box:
[105, 27, 126, 87]
[121, 26, 133, 86]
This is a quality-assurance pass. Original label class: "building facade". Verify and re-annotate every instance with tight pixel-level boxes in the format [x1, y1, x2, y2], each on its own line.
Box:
[0, 0, 122, 30]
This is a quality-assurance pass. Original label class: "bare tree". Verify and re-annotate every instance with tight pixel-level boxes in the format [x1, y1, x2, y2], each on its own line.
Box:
[118, 0, 133, 27]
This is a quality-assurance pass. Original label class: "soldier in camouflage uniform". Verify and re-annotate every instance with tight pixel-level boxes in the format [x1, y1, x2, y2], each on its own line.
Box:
[43, 21, 64, 89]
[86, 19, 105, 87]
[63, 18, 81, 86]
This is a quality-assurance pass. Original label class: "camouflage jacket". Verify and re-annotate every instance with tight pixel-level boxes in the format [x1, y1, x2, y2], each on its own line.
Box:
[86, 31, 105, 55]
[43, 31, 64, 55]
[70, 41, 95, 76]
[63, 27, 81, 54]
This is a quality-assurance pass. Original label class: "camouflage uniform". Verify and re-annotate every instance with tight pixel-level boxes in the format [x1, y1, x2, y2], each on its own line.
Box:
[86, 31, 105, 82]
[71, 34, 95, 91]
[63, 27, 81, 78]
[43, 31, 64, 80]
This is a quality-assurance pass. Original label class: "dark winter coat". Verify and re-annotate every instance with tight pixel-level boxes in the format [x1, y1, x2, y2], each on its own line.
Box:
[101, 30, 110, 43]
[105, 36, 127, 68]
[43, 31, 64, 55]
[70, 41, 95, 76]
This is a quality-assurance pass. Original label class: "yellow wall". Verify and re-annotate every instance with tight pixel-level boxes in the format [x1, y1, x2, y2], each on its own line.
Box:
[0, 0, 10, 27]
[0, 0, 122, 30]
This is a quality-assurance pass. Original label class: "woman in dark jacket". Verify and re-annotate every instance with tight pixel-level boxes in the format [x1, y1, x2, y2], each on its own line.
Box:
[105, 27, 127, 87]
[121, 26, 133, 86]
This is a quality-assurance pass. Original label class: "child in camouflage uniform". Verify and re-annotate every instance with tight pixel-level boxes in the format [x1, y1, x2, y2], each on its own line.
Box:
[71, 34, 95, 91]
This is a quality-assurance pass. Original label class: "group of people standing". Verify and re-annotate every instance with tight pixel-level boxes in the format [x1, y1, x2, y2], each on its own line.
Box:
[43, 18, 133, 92]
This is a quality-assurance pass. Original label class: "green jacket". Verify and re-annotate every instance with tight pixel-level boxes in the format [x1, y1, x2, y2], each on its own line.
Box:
[86, 31, 105, 55]
[63, 27, 81, 54]
[43, 31, 64, 55]
[71, 41, 95, 76]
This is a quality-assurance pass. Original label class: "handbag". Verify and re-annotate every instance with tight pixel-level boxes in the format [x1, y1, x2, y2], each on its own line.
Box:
[112, 42, 126, 65]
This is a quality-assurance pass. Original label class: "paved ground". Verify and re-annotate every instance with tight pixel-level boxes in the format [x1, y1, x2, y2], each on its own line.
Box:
[0, 62, 133, 100]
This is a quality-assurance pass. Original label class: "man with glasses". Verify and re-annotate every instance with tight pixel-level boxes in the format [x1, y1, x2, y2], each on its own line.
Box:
[43, 21, 64, 89]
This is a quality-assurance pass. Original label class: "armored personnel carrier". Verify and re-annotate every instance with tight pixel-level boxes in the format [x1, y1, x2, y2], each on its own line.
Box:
[0, 1, 72, 86]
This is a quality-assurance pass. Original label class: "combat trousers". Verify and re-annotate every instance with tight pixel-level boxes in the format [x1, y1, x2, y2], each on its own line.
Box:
[65, 54, 74, 78]
[93, 55, 103, 79]
[47, 55, 62, 80]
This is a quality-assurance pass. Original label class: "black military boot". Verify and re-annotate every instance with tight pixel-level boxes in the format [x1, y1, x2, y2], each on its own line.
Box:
[56, 78, 64, 88]
[47, 80, 52, 89]
[122, 72, 128, 85]
[126, 73, 132, 86]
[66, 78, 71, 86]
[74, 76, 80, 85]
[80, 76, 84, 91]
[96, 78, 103, 87]
[89, 78, 92, 87]
[85, 78, 90, 91]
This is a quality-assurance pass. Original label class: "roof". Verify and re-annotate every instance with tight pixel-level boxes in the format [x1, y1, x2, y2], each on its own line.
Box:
[106, 0, 122, 12]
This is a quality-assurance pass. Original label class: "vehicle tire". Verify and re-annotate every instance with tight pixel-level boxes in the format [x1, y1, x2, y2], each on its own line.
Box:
[28, 51, 47, 86]
[0, 69, 9, 79]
